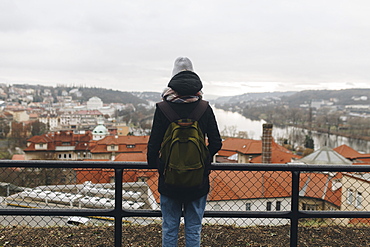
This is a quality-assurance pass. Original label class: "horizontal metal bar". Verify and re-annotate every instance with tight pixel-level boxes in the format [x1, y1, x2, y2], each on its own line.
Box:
[2, 160, 370, 172]
[0, 160, 149, 169]
[3, 208, 370, 219]
[299, 210, 370, 218]
[0, 208, 114, 216]
[0, 208, 162, 217]
[204, 211, 291, 218]
[212, 163, 370, 172]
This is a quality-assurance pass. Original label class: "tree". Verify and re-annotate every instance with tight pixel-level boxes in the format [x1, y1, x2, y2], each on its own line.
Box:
[31, 120, 48, 136]
[0, 120, 10, 139]
[220, 125, 238, 138]
[9, 122, 28, 148]
[237, 131, 249, 139]
[304, 135, 314, 149]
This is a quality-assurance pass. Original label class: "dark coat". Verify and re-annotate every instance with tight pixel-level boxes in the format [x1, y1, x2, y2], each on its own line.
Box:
[147, 73, 222, 201]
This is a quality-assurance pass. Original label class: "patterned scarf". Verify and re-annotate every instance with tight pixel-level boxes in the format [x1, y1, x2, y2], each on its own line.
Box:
[161, 87, 203, 103]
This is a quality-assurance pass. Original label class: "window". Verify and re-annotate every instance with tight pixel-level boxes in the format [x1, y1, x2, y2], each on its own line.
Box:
[347, 189, 354, 205]
[245, 203, 251, 211]
[127, 145, 135, 148]
[36, 143, 47, 150]
[108, 145, 118, 151]
[276, 201, 281, 211]
[356, 192, 363, 209]
[266, 202, 272, 211]
[302, 203, 317, 211]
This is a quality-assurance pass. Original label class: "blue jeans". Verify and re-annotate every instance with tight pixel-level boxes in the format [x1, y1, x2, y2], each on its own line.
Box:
[160, 194, 207, 247]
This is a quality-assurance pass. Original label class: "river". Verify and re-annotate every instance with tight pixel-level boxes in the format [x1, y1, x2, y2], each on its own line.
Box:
[213, 107, 370, 153]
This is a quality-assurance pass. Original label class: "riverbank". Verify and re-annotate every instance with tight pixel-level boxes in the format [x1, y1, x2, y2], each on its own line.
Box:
[213, 107, 370, 152]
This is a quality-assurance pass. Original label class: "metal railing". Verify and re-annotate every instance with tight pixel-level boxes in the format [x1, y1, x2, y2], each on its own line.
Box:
[1, 160, 370, 246]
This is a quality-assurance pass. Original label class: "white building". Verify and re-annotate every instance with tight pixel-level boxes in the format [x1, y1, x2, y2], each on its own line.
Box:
[87, 97, 103, 110]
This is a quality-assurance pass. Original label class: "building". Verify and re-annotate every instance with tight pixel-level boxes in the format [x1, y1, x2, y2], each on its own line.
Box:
[87, 96, 103, 110]
[339, 172, 370, 225]
[204, 170, 341, 226]
[90, 135, 149, 161]
[334, 144, 370, 163]
[24, 130, 92, 160]
[218, 124, 300, 164]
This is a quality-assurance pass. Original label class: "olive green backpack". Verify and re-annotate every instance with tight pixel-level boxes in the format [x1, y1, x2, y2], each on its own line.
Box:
[157, 100, 210, 188]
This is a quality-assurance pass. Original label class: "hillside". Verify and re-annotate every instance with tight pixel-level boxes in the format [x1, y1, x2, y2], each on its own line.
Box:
[282, 88, 370, 106]
[12, 84, 147, 105]
[131, 91, 161, 102]
[76, 87, 146, 105]
[213, 88, 370, 106]
[10, 84, 370, 107]
[213, 91, 297, 104]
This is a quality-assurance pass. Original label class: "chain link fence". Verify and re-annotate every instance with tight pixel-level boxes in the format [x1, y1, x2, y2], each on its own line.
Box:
[1, 161, 370, 246]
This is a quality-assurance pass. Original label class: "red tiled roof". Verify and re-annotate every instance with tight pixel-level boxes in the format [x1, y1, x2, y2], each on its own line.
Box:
[220, 137, 292, 156]
[219, 137, 298, 164]
[300, 173, 342, 206]
[114, 152, 147, 162]
[334, 145, 362, 159]
[208, 171, 341, 207]
[4, 112, 13, 117]
[221, 138, 262, 155]
[24, 131, 92, 152]
[12, 154, 25, 160]
[251, 149, 302, 164]
[90, 136, 149, 154]
[97, 135, 149, 145]
[334, 144, 370, 161]
[75, 110, 103, 115]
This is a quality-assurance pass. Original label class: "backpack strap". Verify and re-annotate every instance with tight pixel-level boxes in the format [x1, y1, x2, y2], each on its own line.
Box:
[157, 100, 209, 122]
[157, 101, 181, 122]
[188, 100, 208, 121]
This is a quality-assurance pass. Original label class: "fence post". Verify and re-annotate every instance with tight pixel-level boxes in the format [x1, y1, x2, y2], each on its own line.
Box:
[114, 168, 123, 247]
[290, 170, 300, 247]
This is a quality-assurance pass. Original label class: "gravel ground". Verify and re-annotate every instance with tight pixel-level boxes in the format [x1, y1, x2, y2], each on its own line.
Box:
[1, 224, 369, 246]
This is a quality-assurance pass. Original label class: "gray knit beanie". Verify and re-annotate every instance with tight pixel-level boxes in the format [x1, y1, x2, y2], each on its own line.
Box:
[171, 57, 194, 77]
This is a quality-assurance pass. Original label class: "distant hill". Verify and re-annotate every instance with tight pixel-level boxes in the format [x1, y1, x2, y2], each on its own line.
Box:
[212, 89, 370, 106]
[12, 84, 147, 105]
[11, 84, 370, 107]
[76, 88, 146, 105]
[213, 91, 297, 104]
[282, 88, 370, 106]
[131, 91, 161, 102]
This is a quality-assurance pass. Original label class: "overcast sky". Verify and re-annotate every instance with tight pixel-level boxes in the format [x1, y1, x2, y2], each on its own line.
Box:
[1, 0, 370, 97]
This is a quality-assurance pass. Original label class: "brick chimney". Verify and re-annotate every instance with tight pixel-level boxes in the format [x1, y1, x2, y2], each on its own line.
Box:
[262, 123, 273, 164]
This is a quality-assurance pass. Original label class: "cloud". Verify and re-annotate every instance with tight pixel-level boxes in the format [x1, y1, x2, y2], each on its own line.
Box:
[1, 0, 370, 96]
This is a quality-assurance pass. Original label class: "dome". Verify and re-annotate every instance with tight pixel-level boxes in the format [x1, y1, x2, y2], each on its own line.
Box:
[93, 125, 108, 135]
[92, 124, 108, 141]
[87, 97, 103, 110]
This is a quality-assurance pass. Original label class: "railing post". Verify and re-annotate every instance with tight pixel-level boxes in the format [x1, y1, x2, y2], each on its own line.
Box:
[114, 168, 123, 247]
[290, 170, 300, 247]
